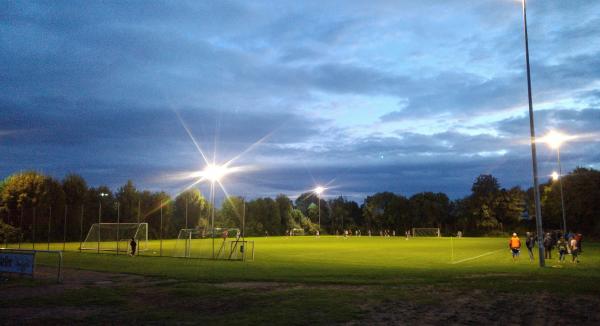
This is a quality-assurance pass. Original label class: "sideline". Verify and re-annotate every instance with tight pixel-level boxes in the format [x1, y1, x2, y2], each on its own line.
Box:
[450, 249, 504, 265]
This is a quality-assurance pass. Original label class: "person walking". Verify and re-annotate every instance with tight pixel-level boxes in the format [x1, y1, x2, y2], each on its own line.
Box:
[525, 232, 535, 262]
[575, 233, 583, 253]
[509, 233, 521, 262]
[556, 236, 568, 263]
[570, 236, 579, 263]
[129, 237, 137, 256]
[543, 233, 554, 259]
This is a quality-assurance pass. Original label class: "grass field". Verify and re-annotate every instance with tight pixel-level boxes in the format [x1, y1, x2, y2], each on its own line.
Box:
[2, 236, 600, 324]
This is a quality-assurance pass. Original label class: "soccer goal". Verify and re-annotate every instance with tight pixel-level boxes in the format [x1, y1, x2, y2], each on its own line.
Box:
[81, 223, 148, 252]
[412, 228, 441, 237]
[291, 228, 305, 236]
[173, 227, 247, 260]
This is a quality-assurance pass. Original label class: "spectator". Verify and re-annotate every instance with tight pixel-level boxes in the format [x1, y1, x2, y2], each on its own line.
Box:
[543, 233, 554, 259]
[525, 232, 535, 262]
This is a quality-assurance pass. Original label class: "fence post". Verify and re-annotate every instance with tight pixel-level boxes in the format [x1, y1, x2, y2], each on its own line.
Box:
[47, 206, 52, 251]
[63, 205, 67, 251]
[160, 201, 163, 257]
[32, 206, 36, 250]
[18, 207, 23, 249]
[79, 205, 84, 252]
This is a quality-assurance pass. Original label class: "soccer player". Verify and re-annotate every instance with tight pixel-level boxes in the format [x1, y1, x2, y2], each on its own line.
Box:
[543, 233, 553, 259]
[570, 237, 579, 263]
[556, 236, 568, 263]
[525, 232, 535, 262]
[509, 233, 521, 261]
[129, 237, 137, 256]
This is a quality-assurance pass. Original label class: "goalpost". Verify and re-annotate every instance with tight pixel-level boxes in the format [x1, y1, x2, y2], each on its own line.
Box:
[81, 223, 148, 252]
[173, 227, 252, 260]
[412, 228, 441, 237]
[291, 228, 305, 236]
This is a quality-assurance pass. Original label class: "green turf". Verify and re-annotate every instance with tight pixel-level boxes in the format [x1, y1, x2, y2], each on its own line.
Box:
[6, 236, 600, 293]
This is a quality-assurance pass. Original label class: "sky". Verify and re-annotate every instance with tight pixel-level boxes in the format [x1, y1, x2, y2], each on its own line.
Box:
[1, 0, 600, 201]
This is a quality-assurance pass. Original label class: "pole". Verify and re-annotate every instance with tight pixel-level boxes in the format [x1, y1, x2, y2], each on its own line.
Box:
[80, 205, 84, 252]
[63, 205, 67, 251]
[160, 201, 163, 257]
[116, 202, 120, 255]
[557, 147, 567, 235]
[185, 198, 188, 229]
[522, 0, 545, 267]
[32, 206, 36, 250]
[19, 207, 23, 249]
[137, 200, 140, 256]
[211, 182, 215, 259]
[98, 200, 101, 254]
[47, 206, 51, 250]
[318, 195, 321, 232]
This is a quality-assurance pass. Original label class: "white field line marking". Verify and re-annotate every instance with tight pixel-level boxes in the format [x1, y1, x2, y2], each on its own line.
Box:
[450, 249, 504, 264]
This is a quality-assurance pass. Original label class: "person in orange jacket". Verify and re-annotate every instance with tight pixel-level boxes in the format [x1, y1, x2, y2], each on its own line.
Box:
[509, 233, 521, 261]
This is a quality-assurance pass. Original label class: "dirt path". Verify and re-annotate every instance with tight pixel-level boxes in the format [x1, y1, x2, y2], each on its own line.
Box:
[2, 267, 600, 325]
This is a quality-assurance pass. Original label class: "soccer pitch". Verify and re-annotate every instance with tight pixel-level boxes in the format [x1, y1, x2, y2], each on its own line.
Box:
[14, 235, 599, 285]
[4, 236, 600, 324]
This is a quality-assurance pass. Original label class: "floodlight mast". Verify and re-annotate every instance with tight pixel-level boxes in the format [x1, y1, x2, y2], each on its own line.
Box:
[544, 131, 569, 236]
[521, 0, 545, 267]
[314, 186, 325, 232]
[98, 192, 109, 254]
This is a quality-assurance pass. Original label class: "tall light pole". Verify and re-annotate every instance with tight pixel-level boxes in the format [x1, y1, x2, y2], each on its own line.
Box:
[201, 164, 228, 259]
[544, 131, 569, 236]
[521, 0, 545, 267]
[314, 186, 325, 232]
[98, 192, 108, 254]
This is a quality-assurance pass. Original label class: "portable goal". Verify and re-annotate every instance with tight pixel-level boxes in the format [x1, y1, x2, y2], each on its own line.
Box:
[81, 223, 148, 252]
[173, 227, 251, 260]
[291, 228, 305, 236]
[411, 228, 441, 237]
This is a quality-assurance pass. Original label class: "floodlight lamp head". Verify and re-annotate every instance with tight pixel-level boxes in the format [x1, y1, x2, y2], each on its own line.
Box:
[202, 164, 227, 183]
[544, 130, 567, 149]
[551, 171, 559, 181]
[100, 192, 109, 197]
[314, 186, 325, 195]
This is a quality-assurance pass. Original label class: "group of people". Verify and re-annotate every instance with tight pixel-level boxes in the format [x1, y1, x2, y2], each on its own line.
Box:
[509, 231, 583, 263]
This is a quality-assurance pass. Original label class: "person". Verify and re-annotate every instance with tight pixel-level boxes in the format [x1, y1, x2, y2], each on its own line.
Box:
[556, 236, 568, 263]
[543, 233, 553, 259]
[575, 233, 583, 253]
[344, 229, 348, 238]
[265, 230, 269, 238]
[316, 230, 320, 238]
[525, 232, 535, 262]
[457, 231, 462, 238]
[129, 237, 137, 256]
[570, 236, 579, 263]
[509, 232, 521, 261]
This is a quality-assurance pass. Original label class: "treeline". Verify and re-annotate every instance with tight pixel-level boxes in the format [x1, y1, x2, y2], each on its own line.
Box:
[1, 167, 599, 242]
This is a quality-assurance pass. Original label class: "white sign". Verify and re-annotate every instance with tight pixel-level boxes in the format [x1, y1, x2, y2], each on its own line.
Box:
[0, 252, 35, 275]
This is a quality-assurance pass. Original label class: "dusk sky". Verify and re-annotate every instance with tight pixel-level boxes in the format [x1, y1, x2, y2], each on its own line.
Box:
[2, 0, 599, 201]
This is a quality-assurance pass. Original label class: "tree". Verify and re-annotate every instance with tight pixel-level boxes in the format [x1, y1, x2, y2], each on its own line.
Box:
[115, 180, 139, 223]
[275, 194, 294, 231]
[172, 189, 208, 231]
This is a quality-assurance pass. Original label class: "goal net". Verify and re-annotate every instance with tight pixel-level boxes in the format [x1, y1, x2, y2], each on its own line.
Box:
[412, 228, 441, 237]
[291, 228, 305, 236]
[173, 227, 242, 259]
[81, 223, 148, 252]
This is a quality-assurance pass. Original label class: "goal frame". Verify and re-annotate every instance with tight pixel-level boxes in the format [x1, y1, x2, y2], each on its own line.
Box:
[81, 223, 149, 252]
[411, 227, 441, 237]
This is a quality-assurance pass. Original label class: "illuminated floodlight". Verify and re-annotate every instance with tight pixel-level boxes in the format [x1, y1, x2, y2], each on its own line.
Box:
[202, 164, 228, 183]
[541, 130, 573, 149]
[314, 186, 325, 195]
[551, 171, 559, 181]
